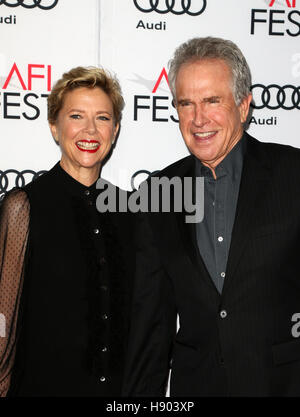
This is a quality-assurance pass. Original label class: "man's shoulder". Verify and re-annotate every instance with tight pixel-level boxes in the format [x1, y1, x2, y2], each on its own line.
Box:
[247, 134, 300, 156]
[247, 134, 300, 166]
[151, 155, 194, 179]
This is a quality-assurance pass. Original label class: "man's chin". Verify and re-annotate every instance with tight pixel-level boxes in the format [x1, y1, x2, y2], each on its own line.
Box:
[191, 149, 217, 164]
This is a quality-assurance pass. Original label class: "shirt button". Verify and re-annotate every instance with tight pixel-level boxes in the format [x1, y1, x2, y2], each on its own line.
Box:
[220, 310, 227, 319]
[99, 257, 106, 265]
[84, 190, 90, 196]
[220, 272, 226, 278]
[100, 376, 106, 382]
[102, 313, 108, 320]
[101, 346, 108, 353]
[100, 285, 108, 291]
[94, 228, 100, 235]
[218, 236, 224, 242]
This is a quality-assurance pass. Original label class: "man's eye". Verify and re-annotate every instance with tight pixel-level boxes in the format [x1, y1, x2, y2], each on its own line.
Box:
[208, 97, 220, 103]
[179, 101, 191, 107]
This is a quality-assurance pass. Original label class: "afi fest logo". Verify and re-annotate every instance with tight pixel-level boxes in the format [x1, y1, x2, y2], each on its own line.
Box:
[0, 0, 58, 9]
[0, 62, 52, 120]
[133, 67, 179, 122]
[133, 0, 207, 16]
[268, 0, 296, 6]
[251, 0, 299, 36]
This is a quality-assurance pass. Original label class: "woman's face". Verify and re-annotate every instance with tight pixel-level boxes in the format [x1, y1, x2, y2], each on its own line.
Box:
[50, 86, 118, 181]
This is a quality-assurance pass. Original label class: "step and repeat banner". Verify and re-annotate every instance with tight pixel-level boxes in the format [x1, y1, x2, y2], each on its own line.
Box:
[1, 0, 299, 194]
[0, 0, 100, 195]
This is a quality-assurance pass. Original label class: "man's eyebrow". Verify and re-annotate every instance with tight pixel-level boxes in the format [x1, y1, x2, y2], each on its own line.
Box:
[177, 98, 191, 104]
[203, 96, 221, 102]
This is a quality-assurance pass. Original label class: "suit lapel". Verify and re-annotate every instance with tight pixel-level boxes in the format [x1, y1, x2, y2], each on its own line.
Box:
[223, 135, 271, 293]
[174, 157, 220, 293]
[173, 156, 199, 260]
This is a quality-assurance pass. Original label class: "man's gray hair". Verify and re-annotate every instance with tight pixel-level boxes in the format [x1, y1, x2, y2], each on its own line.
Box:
[168, 37, 252, 105]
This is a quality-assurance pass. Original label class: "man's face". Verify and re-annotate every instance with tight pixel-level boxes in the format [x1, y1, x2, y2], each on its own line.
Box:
[175, 58, 252, 170]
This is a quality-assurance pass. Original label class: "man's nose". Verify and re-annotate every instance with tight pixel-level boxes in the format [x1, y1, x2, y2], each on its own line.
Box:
[193, 104, 209, 126]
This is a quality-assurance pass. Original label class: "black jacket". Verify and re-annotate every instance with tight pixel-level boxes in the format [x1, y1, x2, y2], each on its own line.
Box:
[123, 133, 300, 397]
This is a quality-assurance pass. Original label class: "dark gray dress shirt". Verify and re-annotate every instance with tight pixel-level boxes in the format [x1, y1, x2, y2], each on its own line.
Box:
[195, 137, 246, 293]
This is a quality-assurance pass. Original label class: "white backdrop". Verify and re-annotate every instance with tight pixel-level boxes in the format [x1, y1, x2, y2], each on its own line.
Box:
[0, 0, 100, 193]
[1, 0, 300, 195]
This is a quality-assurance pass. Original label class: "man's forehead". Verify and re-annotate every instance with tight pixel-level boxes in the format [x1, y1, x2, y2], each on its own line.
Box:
[177, 57, 230, 73]
[175, 58, 233, 93]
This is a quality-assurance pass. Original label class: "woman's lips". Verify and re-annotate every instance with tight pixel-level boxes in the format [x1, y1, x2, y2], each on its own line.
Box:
[76, 140, 100, 153]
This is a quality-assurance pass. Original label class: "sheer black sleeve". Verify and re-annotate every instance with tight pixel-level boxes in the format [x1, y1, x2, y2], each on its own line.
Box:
[0, 190, 29, 397]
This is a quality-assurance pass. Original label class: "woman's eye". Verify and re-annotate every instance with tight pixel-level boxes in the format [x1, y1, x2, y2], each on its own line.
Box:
[98, 115, 110, 121]
[70, 114, 81, 119]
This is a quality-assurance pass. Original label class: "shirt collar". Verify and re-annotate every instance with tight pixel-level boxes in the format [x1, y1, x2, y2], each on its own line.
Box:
[53, 162, 99, 199]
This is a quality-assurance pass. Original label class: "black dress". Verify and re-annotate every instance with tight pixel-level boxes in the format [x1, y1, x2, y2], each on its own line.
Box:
[0, 163, 134, 396]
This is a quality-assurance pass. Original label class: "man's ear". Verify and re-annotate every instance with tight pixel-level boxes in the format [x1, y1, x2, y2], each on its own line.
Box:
[239, 93, 252, 123]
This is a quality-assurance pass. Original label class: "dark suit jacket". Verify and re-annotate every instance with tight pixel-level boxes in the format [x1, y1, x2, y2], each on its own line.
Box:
[123, 133, 300, 397]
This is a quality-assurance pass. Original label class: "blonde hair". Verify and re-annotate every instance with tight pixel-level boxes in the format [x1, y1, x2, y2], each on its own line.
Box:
[48, 66, 124, 125]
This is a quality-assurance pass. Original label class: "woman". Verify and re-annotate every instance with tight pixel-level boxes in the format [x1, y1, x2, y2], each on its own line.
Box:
[0, 67, 133, 396]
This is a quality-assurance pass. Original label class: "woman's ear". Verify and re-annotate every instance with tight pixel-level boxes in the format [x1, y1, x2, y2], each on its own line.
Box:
[112, 123, 120, 144]
[49, 123, 59, 143]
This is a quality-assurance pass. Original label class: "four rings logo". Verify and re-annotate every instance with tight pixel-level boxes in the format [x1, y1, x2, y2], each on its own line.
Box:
[0, 0, 58, 9]
[0, 169, 46, 198]
[133, 0, 207, 16]
[251, 84, 300, 110]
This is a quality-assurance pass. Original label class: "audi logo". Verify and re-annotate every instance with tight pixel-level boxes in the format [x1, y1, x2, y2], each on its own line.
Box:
[133, 0, 207, 16]
[251, 84, 300, 110]
[0, 0, 58, 10]
[0, 169, 46, 199]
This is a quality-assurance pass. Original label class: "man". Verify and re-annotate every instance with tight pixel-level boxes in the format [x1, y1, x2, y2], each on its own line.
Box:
[123, 37, 300, 396]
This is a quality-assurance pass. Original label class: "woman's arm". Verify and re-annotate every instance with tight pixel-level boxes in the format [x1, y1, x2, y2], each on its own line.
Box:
[0, 190, 29, 397]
